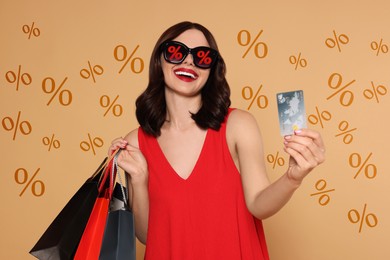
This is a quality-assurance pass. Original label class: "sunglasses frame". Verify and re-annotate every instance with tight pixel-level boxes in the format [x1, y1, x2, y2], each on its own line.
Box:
[160, 41, 219, 69]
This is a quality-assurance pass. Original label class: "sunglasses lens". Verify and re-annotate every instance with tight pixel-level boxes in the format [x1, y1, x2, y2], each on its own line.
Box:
[164, 42, 186, 63]
[193, 48, 216, 69]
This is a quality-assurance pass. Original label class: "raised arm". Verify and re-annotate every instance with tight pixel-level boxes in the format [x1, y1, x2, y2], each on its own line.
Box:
[227, 109, 325, 219]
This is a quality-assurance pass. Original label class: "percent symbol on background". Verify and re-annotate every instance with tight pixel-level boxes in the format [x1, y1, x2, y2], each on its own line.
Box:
[42, 77, 72, 106]
[80, 61, 104, 83]
[266, 152, 285, 169]
[80, 133, 104, 155]
[22, 22, 40, 39]
[348, 203, 378, 233]
[326, 72, 355, 106]
[335, 120, 357, 144]
[308, 106, 332, 128]
[241, 85, 268, 110]
[100, 95, 123, 117]
[237, 30, 268, 59]
[2, 111, 32, 140]
[370, 39, 388, 56]
[42, 134, 61, 151]
[349, 152, 377, 179]
[14, 168, 45, 197]
[289, 53, 307, 70]
[363, 81, 387, 103]
[325, 30, 349, 52]
[5, 65, 32, 91]
[114, 44, 144, 74]
[310, 179, 335, 206]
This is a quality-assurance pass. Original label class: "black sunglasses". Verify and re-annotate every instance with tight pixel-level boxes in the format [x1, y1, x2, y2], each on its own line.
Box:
[160, 41, 218, 69]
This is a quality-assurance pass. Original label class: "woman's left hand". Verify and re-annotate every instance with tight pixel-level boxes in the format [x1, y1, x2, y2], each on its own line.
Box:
[283, 129, 326, 185]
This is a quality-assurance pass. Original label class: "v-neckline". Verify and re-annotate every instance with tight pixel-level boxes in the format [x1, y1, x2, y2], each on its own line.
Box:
[154, 129, 209, 181]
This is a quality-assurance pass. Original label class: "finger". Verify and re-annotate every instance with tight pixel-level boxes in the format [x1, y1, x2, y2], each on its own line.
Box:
[293, 129, 325, 152]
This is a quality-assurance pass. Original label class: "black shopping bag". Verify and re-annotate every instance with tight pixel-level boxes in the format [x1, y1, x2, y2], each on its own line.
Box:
[30, 158, 108, 260]
[99, 161, 136, 260]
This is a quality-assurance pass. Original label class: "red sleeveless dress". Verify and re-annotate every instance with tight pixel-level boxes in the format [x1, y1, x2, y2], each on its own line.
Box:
[138, 109, 269, 260]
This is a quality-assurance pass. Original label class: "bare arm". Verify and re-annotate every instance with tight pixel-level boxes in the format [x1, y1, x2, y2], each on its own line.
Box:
[109, 129, 149, 244]
[227, 109, 325, 219]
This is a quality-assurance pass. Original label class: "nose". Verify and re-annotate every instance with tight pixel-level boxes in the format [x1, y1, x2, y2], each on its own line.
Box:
[182, 51, 194, 66]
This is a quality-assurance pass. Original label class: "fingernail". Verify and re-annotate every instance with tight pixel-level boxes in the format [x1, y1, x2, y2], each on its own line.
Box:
[294, 130, 302, 134]
[284, 135, 291, 140]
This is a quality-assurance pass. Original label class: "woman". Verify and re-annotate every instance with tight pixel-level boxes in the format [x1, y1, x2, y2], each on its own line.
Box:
[109, 21, 325, 260]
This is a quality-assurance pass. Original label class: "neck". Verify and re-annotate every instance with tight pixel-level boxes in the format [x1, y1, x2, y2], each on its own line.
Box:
[164, 90, 201, 130]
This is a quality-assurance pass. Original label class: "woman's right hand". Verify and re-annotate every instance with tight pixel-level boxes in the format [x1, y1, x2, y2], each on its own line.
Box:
[109, 137, 148, 186]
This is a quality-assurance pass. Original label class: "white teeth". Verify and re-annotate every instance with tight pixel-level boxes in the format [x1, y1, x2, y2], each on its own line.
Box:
[175, 71, 197, 79]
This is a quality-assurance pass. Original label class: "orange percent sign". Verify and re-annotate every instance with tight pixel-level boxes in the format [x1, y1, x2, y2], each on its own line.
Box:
[237, 30, 268, 59]
[326, 72, 355, 106]
[266, 152, 285, 169]
[114, 44, 144, 74]
[289, 53, 307, 70]
[5, 65, 32, 91]
[349, 152, 377, 179]
[22, 22, 40, 39]
[42, 77, 73, 106]
[100, 95, 123, 117]
[80, 133, 104, 155]
[2, 111, 32, 140]
[310, 179, 335, 206]
[348, 203, 378, 233]
[370, 39, 388, 56]
[14, 168, 45, 197]
[335, 120, 357, 144]
[80, 61, 104, 83]
[241, 85, 268, 110]
[363, 81, 387, 103]
[308, 106, 332, 128]
[42, 134, 61, 151]
[325, 30, 349, 52]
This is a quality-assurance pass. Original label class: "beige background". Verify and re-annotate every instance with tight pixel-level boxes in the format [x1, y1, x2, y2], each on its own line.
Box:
[1, 0, 389, 259]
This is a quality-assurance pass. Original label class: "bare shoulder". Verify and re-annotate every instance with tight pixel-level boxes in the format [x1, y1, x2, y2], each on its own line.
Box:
[123, 128, 140, 148]
[227, 109, 259, 132]
[227, 108, 263, 145]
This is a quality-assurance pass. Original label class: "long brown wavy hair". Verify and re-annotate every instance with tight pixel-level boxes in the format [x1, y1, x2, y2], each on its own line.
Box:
[135, 21, 231, 137]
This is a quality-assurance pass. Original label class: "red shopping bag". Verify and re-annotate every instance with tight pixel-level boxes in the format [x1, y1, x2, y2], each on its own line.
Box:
[74, 157, 116, 260]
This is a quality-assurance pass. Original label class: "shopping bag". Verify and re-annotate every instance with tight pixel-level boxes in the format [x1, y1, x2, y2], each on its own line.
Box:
[74, 156, 117, 260]
[29, 158, 108, 260]
[99, 163, 136, 260]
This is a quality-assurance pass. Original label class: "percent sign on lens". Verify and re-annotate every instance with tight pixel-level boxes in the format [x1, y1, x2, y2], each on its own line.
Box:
[80, 61, 104, 83]
[241, 85, 268, 110]
[289, 52, 307, 70]
[335, 120, 357, 144]
[266, 152, 285, 169]
[308, 106, 332, 129]
[363, 81, 387, 103]
[370, 38, 388, 56]
[42, 77, 73, 106]
[80, 133, 104, 155]
[22, 22, 40, 39]
[14, 168, 45, 197]
[237, 30, 268, 59]
[5, 65, 32, 91]
[348, 203, 378, 233]
[325, 30, 349, 52]
[349, 152, 377, 179]
[114, 44, 144, 74]
[100, 95, 123, 117]
[310, 179, 335, 206]
[2, 111, 32, 140]
[42, 134, 61, 151]
[326, 72, 355, 106]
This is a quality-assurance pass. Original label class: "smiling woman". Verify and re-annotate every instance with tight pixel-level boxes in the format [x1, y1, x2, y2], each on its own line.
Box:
[108, 21, 325, 260]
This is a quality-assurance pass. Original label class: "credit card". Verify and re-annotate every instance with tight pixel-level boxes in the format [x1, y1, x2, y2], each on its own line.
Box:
[276, 90, 307, 136]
